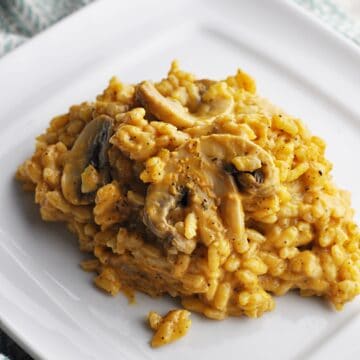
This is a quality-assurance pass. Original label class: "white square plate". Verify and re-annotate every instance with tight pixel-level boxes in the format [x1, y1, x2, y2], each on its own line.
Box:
[1, 0, 360, 359]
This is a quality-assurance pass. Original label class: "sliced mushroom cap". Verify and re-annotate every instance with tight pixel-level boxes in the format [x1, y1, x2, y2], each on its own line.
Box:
[199, 135, 279, 198]
[61, 115, 113, 205]
[143, 134, 279, 254]
[136, 81, 233, 129]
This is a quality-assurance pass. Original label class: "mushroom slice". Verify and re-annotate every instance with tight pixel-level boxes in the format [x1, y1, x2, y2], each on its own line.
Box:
[61, 115, 113, 205]
[200, 135, 279, 198]
[143, 134, 278, 254]
[135, 81, 233, 129]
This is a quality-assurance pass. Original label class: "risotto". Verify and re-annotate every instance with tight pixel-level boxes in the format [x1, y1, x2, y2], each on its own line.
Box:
[17, 61, 360, 346]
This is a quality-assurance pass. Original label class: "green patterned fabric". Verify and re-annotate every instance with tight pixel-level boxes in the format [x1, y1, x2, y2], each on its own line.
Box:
[0, 0, 94, 56]
[0, 0, 359, 359]
[294, 0, 360, 45]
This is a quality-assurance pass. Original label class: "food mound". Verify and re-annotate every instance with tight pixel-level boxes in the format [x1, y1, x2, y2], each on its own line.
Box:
[17, 61, 360, 322]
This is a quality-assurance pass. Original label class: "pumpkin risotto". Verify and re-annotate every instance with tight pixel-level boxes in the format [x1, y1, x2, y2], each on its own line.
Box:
[17, 62, 360, 345]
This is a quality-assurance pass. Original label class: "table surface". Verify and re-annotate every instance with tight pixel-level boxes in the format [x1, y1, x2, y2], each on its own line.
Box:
[0, 0, 359, 359]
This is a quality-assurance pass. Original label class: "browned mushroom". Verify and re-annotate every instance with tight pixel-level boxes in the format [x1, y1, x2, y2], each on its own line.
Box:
[143, 134, 279, 254]
[136, 81, 233, 129]
[61, 115, 113, 205]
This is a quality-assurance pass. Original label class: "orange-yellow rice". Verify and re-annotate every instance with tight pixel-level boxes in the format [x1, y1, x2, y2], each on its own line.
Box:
[17, 62, 360, 345]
